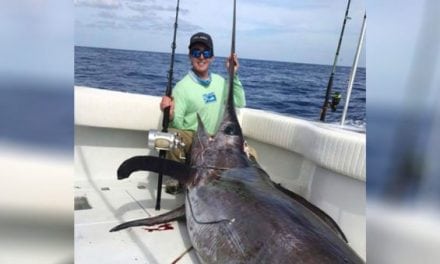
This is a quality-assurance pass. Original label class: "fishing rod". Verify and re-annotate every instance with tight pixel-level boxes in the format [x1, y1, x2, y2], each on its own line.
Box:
[319, 0, 352, 122]
[155, 0, 180, 210]
[227, 0, 237, 103]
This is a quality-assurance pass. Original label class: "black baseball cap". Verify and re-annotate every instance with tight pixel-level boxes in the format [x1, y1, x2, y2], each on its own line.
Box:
[188, 32, 214, 54]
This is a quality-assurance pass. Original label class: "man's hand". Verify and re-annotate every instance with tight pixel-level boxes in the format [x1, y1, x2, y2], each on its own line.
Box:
[226, 53, 239, 75]
[160, 96, 174, 120]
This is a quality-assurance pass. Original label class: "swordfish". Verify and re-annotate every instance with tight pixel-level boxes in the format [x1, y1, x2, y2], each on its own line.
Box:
[111, 0, 363, 261]
[110, 78, 364, 263]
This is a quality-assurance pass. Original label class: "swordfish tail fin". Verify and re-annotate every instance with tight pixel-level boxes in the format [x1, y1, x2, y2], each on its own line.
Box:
[117, 155, 191, 184]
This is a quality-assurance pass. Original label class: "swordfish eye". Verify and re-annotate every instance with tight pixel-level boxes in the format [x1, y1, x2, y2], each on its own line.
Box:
[224, 123, 240, 135]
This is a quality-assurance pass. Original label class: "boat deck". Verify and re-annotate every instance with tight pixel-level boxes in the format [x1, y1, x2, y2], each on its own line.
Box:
[74, 126, 198, 264]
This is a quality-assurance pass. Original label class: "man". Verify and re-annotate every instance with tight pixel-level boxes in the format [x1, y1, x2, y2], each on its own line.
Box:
[159, 32, 246, 193]
[160, 32, 246, 160]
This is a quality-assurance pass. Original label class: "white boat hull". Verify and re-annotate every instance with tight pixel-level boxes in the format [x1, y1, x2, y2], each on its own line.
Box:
[74, 86, 366, 263]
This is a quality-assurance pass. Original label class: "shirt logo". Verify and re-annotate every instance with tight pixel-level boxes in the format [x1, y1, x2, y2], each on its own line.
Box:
[203, 92, 217, 104]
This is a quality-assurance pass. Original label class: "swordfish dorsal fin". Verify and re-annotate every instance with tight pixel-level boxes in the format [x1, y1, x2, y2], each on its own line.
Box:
[213, 73, 245, 151]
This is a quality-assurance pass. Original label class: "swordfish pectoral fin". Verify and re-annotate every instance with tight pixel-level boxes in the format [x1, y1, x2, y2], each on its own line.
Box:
[109, 205, 185, 232]
[274, 182, 348, 243]
[117, 155, 191, 184]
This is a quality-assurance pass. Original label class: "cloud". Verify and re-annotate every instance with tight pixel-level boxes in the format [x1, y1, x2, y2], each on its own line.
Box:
[76, 0, 196, 33]
[124, 12, 154, 22]
[126, 3, 189, 15]
[177, 19, 202, 32]
[123, 15, 199, 33]
[74, 0, 365, 65]
[74, 0, 122, 9]
[97, 11, 118, 19]
[81, 19, 127, 30]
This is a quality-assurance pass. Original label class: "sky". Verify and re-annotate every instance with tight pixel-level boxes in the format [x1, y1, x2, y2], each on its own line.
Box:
[74, 0, 366, 66]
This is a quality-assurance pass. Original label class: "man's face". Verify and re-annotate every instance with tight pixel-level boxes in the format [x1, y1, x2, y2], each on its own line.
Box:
[189, 43, 214, 77]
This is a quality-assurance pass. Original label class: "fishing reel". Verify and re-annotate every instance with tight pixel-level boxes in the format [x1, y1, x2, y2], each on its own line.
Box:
[330, 92, 341, 111]
[147, 129, 186, 159]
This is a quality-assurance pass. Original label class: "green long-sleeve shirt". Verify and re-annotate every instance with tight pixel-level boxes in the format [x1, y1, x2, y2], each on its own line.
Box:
[170, 72, 246, 135]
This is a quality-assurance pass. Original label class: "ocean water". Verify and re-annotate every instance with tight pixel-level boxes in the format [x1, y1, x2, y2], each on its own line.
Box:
[75, 46, 366, 129]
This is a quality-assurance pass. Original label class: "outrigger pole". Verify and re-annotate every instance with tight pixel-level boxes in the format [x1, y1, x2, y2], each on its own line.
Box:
[319, 0, 352, 121]
[341, 12, 366, 126]
[156, 0, 180, 210]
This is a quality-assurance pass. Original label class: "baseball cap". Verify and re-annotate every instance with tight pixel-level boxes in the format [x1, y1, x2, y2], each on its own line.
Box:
[188, 32, 214, 54]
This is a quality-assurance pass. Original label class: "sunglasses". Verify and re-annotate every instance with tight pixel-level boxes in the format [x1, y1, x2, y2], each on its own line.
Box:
[190, 49, 213, 58]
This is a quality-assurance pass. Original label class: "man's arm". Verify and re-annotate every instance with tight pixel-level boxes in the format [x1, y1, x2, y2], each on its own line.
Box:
[160, 96, 174, 120]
